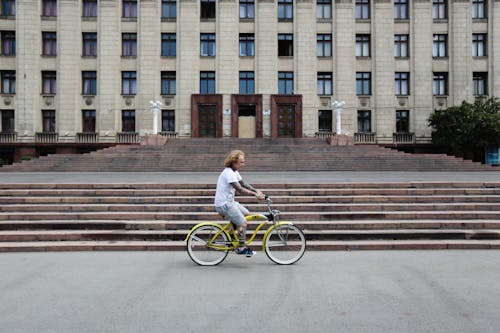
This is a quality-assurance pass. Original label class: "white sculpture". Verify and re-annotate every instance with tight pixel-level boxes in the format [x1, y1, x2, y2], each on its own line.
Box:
[149, 100, 162, 135]
[332, 100, 345, 135]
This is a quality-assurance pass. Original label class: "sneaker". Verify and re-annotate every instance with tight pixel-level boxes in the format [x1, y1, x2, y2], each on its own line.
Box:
[237, 247, 255, 257]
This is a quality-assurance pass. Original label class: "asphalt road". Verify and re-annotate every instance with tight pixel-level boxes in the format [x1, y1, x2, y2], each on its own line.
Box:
[1, 251, 499, 333]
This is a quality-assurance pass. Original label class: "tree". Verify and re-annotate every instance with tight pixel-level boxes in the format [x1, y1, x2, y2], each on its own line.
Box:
[428, 97, 500, 162]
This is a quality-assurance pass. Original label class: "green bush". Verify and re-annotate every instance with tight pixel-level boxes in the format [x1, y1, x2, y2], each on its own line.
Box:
[428, 97, 500, 162]
[21, 155, 32, 161]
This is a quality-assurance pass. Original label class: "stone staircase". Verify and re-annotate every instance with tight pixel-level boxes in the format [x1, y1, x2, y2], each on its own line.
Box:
[1, 182, 499, 252]
[1, 138, 496, 171]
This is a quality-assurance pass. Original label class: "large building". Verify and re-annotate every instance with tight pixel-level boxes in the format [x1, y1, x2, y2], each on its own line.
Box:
[0, 0, 498, 161]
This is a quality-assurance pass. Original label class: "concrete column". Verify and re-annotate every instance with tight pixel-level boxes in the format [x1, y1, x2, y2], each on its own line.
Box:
[178, 0, 199, 136]
[334, 0, 356, 135]
[15, 0, 41, 141]
[57, 0, 80, 141]
[373, 0, 395, 141]
[450, 0, 472, 104]
[137, 0, 161, 135]
[217, 0, 238, 95]
[295, 0, 316, 136]
[413, 0, 434, 142]
[98, 0, 121, 140]
[256, 0, 277, 96]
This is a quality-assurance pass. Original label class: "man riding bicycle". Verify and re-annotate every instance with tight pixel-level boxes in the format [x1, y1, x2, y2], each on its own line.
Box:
[214, 150, 265, 256]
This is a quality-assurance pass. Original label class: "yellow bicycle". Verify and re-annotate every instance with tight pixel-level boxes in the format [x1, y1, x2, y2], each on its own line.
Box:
[185, 197, 306, 265]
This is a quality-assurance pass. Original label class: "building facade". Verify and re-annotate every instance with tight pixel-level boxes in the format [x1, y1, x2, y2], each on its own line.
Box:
[0, 0, 499, 160]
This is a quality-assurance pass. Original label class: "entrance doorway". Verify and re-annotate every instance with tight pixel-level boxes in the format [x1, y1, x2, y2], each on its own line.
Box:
[198, 104, 216, 137]
[278, 105, 295, 137]
[238, 104, 256, 138]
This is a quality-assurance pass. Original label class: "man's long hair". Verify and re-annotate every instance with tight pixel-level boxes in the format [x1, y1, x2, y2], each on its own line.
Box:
[224, 150, 244, 168]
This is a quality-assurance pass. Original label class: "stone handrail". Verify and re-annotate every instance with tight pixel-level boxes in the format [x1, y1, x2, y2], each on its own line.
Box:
[76, 132, 99, 143]
[0, 132, 17, 143]
[159, 131, 178, 139]
[315, 131, 336, 140]
[354, 132, 376, 144]
[393, 132, 415, 144]
[116, 132, 139, 143]
[35, 132, 58, 143]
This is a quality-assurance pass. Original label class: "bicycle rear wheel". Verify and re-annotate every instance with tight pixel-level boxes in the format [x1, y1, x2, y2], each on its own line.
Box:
[264, 224, 306, 265]
[186, 225, 229, 266]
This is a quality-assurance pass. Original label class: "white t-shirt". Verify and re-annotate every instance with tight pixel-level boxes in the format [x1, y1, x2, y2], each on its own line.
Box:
[214, 167, 242, 207]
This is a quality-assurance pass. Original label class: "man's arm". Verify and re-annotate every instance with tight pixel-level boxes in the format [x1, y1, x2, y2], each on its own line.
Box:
[231, 180, 264, 199]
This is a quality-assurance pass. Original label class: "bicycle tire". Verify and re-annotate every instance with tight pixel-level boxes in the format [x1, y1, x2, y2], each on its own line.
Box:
[264, 224, 306, 265]
[186, 224, 229, 266]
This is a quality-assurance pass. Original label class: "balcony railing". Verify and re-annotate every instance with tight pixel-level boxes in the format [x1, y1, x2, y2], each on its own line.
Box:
[76, 132, 99, 143]
[393, 132, 415, 144]
[159, 131, 178, 139]
[314, 131, 335, 140]
[116, 132, 139, 143]
[35, 132, 59, 143]
[0, 132, 17, 143]
[354, 132, 376, 144]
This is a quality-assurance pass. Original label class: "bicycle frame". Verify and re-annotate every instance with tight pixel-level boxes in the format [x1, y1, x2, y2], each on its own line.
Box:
[185, 198, 293, 252]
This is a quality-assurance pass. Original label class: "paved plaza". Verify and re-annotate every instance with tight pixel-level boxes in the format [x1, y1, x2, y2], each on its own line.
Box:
[0, 251, 499, 333]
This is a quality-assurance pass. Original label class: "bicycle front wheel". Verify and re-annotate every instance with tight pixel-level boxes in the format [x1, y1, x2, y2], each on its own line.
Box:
[264, 224, 306, 265]
[186, 225, 229, 266]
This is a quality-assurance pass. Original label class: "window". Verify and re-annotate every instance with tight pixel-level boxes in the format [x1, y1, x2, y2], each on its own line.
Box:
[317, 0, 331, 19]
[318, 110, 332, 132]
[162, 110, 175, 132]
[394, 34, 409, 58]
[201, 0, 215, 19]
[356, 72, 371, 95]
[433, 0, 447, 20]
[394, 0, 408, 20]
[472, 0, 486, 19]
[278, 34, 293, 57]
[1, 110, 14, 133]
[355, 35, 370, 57]
[433, 72, 447, 96]
[472, 34, 487, 57]
[122, 71, 136, 95]
[395, 72, 409, 96]
[161, 71, 176, 95]
[42, 110, 56, 132]
[433, 34, 447, 58]
[355, 0, 370, 20]
[0, 31, 15, 55]
[42, 71, 56, 94]
[317, 34, 331, 57]
[161, 33, 176, 56]
[473, 72, 487, 96]
[121, 110, 135, 132]
[42, 32, 57, 56]
[123, 0, 137, 18]
[82, 71, 97, 95]
[317, 72, 332, 96]
[122, 33, 136, 57]
[239, 71, 255, 94]
[278, 72, 293, 95]
[200, 33, 216, 57]
[239, 34, 254, 57]
[162, 0, 176, 19]
[240, 0, 254, 19]
[82, 32, 97, 57]
[396, 110, 409, 133]
[42, 0, 57, 17]
[0, 70, 15, 94]
[1, 0, 16, 16]
[82, 0, 97, 17]
[357, 110, 371, 133]
[200, 71, 215, 94]
[82, 110, 96, 132]
[278, 0, 293, 21]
